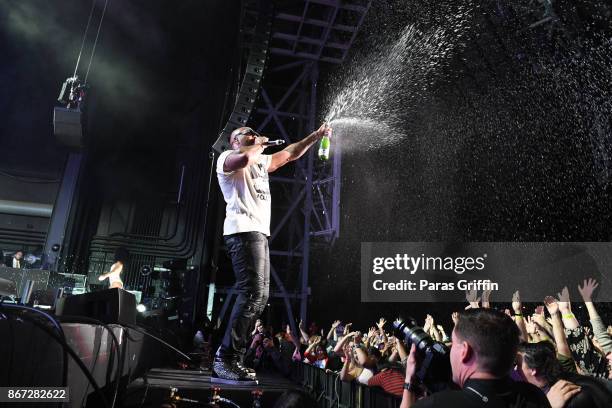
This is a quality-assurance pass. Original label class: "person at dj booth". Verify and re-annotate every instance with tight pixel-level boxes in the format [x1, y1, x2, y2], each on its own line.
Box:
[7, 250, 24, 269]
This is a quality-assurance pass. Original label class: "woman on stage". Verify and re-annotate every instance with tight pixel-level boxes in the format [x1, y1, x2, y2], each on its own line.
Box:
[98, 247, 129, 289]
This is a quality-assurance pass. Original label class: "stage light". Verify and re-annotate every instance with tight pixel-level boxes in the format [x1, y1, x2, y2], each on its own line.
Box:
[136, 304, 146, 313]
[24, 254, 42, 265]
[141, 265, 152, 276]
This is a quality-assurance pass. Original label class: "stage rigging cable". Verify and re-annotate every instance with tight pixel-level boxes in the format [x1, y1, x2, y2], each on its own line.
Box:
[73, 0, 110, 85]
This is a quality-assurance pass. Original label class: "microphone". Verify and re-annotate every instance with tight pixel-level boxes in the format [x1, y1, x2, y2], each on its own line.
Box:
[262, 139, 286, 146]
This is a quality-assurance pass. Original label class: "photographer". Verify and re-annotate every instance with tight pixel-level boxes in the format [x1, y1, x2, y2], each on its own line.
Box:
[401, 309, 550, 408]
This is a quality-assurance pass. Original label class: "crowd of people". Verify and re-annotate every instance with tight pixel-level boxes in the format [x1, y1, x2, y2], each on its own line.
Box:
[243, 278, 612, 407]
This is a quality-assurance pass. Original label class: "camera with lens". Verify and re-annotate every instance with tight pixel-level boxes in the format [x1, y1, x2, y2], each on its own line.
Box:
[393, 317, 452, 392]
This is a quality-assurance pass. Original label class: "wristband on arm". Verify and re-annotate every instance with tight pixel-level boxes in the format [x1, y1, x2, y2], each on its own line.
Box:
[403, 382, 419, 392]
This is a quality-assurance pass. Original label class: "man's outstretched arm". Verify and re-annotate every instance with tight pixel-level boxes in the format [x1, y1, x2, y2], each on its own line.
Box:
[268, 123, 331, 173]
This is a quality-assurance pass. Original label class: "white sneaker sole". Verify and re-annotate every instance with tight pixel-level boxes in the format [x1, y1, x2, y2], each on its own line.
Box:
[210, 376, 258, 386]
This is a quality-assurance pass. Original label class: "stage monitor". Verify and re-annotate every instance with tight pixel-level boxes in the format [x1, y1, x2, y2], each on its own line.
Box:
[59, 288, 136, 325]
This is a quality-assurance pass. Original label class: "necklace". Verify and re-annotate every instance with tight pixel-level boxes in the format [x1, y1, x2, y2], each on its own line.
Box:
[466, 386, 489, 403]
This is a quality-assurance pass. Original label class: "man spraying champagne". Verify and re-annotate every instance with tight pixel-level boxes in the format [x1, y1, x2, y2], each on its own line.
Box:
[214, 123, 332, 384]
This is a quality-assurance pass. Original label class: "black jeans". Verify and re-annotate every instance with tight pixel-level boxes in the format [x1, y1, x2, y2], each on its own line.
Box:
[218, 232, 270, 360]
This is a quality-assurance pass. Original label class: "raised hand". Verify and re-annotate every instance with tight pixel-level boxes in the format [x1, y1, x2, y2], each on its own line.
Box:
[377, 318, 386, 330]
[533, 307, 548, 328]
[368, 327, 377, 338]
[556, 287, 571, 313]
[512, 290, 522, 314]
[531, 313, 546, 331]
[544, 296, 559, 315]
[316, 123, 333, 139]
[482, 289, 492, 308]
[252, 319, 264, 335]
[423, 314, 434, 332]
[577, 278, 599, 302]
[344, 323, 352, 335]
[451, 312, 459, 325]
[331, 320, 341, 329]
[465, 289, 480, 309]
[342, 343, 351, 360]
[547, 380, 581, 408]
[299, 319, 305, 330]
[525, 316, 536, 335]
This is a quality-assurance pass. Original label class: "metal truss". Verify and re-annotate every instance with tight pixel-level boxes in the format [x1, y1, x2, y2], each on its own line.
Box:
[215, 0, 371, 333]
[271, 0, 372, 64]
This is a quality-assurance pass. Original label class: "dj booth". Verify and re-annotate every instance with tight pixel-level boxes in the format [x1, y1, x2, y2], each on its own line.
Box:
[0, 266, 90, 304]
[0, 266, 51, 296]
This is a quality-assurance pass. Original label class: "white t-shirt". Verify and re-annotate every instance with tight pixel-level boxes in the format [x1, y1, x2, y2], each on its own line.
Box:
[12, 258, 21, 268]
[216, 150, 272, 236]
[356, 368, 374, 385]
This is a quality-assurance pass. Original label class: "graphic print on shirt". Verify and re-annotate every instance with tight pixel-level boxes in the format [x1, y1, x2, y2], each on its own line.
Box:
[251, 161, 270, 201]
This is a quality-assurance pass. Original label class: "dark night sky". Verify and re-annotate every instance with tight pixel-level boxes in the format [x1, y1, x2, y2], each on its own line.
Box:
[0, 0, 237, 200]
[0, 2, 228, 159]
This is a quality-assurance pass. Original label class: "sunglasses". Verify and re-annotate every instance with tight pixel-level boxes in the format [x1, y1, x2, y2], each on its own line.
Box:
[234, 127, 261, 140]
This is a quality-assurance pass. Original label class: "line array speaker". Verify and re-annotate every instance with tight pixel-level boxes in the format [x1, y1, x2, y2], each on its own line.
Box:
[213, 0, 274, 153]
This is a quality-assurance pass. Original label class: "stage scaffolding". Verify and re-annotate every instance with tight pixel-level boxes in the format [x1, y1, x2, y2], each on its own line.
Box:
[212, 0, 372, 333]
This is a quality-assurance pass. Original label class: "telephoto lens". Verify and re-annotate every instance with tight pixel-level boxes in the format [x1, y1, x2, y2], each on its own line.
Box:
[393, 317, 452, 392]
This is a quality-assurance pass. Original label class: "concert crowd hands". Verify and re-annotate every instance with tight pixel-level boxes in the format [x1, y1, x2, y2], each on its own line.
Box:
[244, 277, 612, 407]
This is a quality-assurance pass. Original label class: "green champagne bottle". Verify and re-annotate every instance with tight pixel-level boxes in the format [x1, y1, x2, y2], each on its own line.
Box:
[318, 135, 330, 160]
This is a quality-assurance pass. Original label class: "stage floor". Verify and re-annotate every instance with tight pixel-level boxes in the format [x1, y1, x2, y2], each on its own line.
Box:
[124, 368, 301, 407]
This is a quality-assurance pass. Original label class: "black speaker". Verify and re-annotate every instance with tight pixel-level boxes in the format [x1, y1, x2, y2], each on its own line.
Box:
[59, 288, 136, 325]
[0, 277, 16, 297]
[31, 287, 64, 307]
[53, 107, 83, 148]
[212, 0, 273, 153]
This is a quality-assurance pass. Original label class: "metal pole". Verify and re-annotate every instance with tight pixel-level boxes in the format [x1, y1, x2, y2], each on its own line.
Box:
[43, 153, 83, 269]
[300, 61, 318, 323]
[0, 200, 53, 218]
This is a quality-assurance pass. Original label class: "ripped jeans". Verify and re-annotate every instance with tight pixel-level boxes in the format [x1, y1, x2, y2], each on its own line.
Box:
[217, 232, 270, 360]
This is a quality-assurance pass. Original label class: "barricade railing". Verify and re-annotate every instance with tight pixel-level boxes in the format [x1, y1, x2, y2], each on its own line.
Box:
[291, 362, 401, 408]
